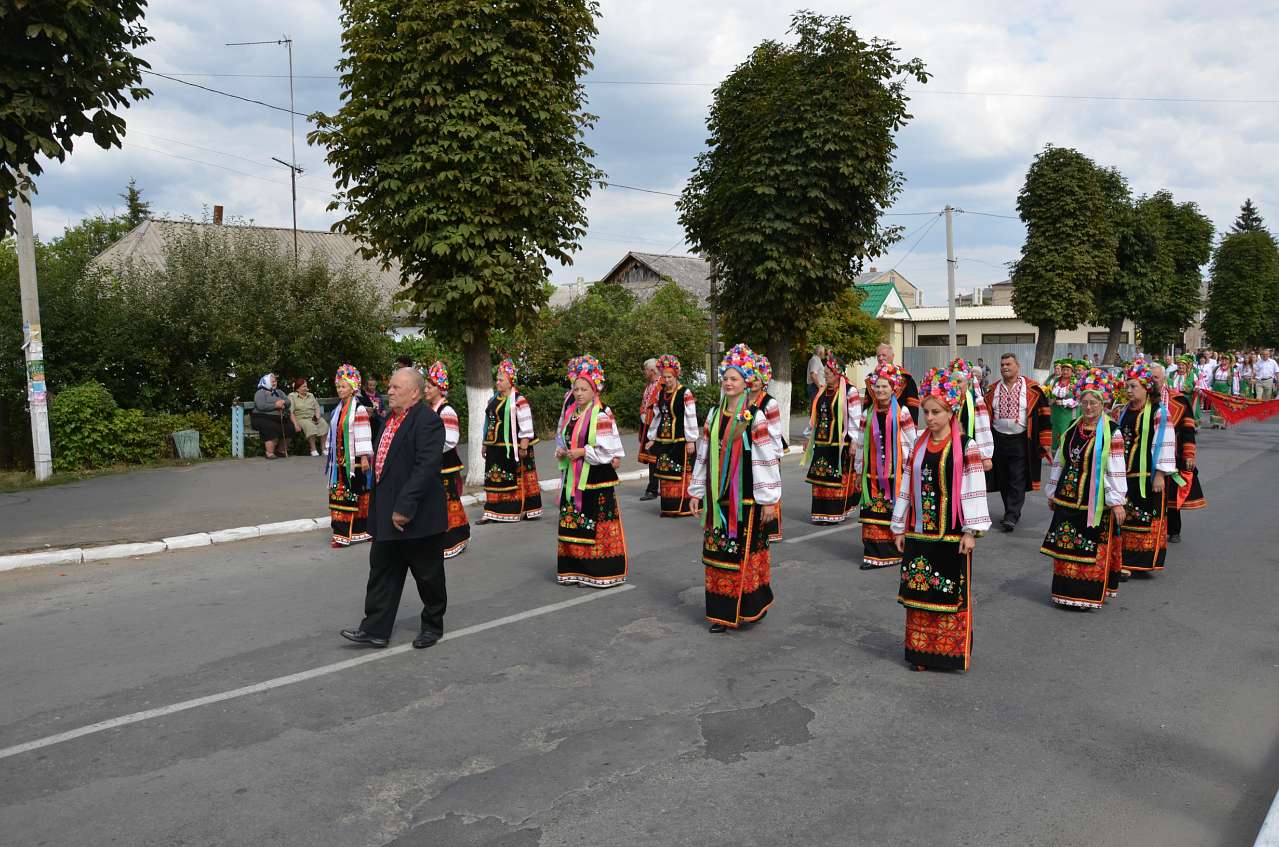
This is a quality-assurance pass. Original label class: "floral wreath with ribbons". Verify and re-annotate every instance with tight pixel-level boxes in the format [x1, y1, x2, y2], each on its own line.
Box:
[334, 363, 361, 390]
[566, 353, 606, 393]
[656, 354, 681, 377]
[719, 343, 757, 382]
[919, 366, 964, 413]
[425, 361, 449, 393]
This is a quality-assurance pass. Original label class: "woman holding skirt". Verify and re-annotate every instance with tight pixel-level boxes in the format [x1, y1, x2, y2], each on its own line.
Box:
[1048, 359, 1080, 454]
[1040, 369, 1127, 608]
[689, 344, 781, 633]
[480, 358, 543, 523]
[891, 368, 991, 672]
[424, 361, 471, 558]
[1113, 359, 1176, 576]
[555, 355, 628, 588]
[326, 364, 374, 547]
[748, 353, 786, 542]
[802, 352, 860, 523]
[853, 362, 917, 570]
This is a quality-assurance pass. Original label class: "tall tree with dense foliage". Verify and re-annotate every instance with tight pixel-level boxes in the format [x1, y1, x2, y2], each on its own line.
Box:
[1231, 198, 1266, 234]
[678, 11, 927, 425]
[309, 0, 603, 483]
[1203, 229, 1279, 349]
[0, 0, 152, 234]
[1010, 145, 1119, 370]
[1135, 192, 1214, 351]
[118, 178, 151, 227]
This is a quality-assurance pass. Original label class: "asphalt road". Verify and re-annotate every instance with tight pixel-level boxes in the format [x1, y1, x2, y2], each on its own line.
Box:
[2, 421, 1277, 847]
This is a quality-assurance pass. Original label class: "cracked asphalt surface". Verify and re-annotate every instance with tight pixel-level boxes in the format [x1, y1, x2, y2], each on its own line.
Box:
[1, 420, 1277, 846]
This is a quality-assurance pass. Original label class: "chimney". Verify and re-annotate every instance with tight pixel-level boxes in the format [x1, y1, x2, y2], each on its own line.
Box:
[213, 205, 224, 225]
[868, 266, 878, 273]
[974, 286, 984, 306]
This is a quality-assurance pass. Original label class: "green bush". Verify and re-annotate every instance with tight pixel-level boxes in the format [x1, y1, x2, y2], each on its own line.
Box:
[50, 382, 120, 471]
[522, 384, 570, 439]
[180, 411, 231, 459]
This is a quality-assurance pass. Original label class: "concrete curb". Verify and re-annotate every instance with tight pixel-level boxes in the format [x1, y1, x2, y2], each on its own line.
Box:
[0, 447, 806, 573]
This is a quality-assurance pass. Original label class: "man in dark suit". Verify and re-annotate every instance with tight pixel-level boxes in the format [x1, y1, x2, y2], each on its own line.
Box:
[341, 367, 449, 649]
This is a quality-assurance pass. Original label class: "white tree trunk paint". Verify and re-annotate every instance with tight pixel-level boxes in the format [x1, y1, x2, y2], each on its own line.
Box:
[465, 383, 488, 486]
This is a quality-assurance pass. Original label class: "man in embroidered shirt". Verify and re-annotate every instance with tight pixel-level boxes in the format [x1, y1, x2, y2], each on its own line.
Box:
[341, 368, 448, 650]
[1255, 350, 1277, 400]
[986, 352, 1047, 532]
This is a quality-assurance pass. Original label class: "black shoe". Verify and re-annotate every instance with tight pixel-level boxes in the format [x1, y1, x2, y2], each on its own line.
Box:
[1000, 520, 1016, 533]
[475, 517, 491, 525]
[709, 623, 728, 633]
[639, 491, 658, 501]
[340, 628, 389, 648]
[1168, 534, 1181, 544]
[859, 562, 876, 570]
[413, 630, 440, 649]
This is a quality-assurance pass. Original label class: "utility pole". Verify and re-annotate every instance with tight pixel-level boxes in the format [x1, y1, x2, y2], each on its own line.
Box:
[228, 36, 299, 265]
[707, 263, 719, 385]
[270, 157, 304, 266]
[945, 205, 958, 360]
[14, 168, 52, 480]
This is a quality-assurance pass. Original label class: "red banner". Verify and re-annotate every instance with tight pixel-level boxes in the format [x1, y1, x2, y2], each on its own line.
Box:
[1197, 389, 1279, 426]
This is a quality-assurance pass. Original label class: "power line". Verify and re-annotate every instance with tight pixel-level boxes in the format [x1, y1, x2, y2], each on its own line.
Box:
[886, 212, 944, 272]
[129, 130, 280, 170]
[143, 70, 312, 118]
[960, 209, 1021, 220]
[598, 181, 681, 197]
[125, 142, 333, 195]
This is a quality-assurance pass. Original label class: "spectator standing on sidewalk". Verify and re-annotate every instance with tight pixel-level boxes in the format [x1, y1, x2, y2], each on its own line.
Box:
[341, 367, 449, 650]
[289, 378, 329, 457]
[1255, 350, 1277, 400]
[806, 345, 827, 406]
[253, 373, 294, 459]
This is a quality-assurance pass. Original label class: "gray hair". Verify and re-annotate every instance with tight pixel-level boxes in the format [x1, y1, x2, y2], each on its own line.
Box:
[394, 366, 426, 396]
[643, 357, 658, 370]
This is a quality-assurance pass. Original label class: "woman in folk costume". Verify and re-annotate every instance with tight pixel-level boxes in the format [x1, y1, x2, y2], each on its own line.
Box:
[1048, 358, 1080, 454]
[852, 362, 917, 570]
[748, 353, 786, 542]
[645, 354, 699, 517]
[890, 369, 991, 672]
[480, 358, 543, 523]
[423, 361, 470, 559]
[637, 358, 662, 501]
[325, 364, 374, 547]
[689, 345, 781, 633]
[1153, 362, 1206, 547]
[1112, 359, 1176, 576]
[948, 358, 994, 472]
[1040, 369, 1127, 609]
[554, 355, 629, 588]
[1208, 357, 1238, 428]
[802, 352, 861, 523]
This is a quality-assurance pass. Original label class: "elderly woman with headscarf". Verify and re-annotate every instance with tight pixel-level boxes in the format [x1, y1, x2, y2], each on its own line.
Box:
[288, 377, 330, 456]
[554, 354, 628, 588]
[252, 373, 295, 459]
[325, 364, 374, 547]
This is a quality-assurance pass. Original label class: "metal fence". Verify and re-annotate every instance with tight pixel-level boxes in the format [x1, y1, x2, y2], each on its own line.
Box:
[902, 342, 1137, 380]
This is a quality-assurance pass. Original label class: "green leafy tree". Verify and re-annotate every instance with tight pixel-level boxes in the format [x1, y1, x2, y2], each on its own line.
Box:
[309, 0, 603, 483]
[678, 11, 927, 425]
[1231, 198, 1266, 234]
[0, 0, 152, 234]
[1135, 192, 1213, 352]
[1203, 230, 1279, 349]
[118, 178, 151, 227]
[803, 288, 885, 366]
[1010, 145, 1119, 370]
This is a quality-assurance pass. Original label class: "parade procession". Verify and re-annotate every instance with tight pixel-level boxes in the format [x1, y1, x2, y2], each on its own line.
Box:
[325, 341, 1279, 678]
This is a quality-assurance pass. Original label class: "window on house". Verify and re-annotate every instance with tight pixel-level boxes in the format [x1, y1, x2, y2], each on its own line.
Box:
[917, 334, 967, 346]
[981, 333, 1036, 345]
[1087, 331, 1128, 344]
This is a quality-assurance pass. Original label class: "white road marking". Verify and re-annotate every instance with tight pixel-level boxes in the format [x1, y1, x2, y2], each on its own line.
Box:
[0, 583, 636, 762]
[783, 522, 858, 544]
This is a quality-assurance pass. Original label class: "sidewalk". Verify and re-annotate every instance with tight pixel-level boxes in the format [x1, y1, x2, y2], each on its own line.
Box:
[0, 418, 807, 556]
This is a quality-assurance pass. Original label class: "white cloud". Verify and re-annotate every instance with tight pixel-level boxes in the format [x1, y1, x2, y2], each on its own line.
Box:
[22, 0, 1279, 307]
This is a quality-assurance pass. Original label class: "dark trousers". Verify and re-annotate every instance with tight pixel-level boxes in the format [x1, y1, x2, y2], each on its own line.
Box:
[646, 463, 659, 495]
[360, 535, 447, 639]
[992, 429, 1028, 524]
[1166, 505, 1181, 536]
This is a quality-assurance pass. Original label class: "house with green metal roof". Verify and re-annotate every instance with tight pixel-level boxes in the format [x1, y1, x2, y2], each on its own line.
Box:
[856, 281, 911, 320]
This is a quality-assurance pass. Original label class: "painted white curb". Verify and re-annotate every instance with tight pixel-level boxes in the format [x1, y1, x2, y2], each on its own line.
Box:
[162, 533, 212, 549]
[0, 447, 808, 573]
[0, 548, 84, 572]
[82, 541, 168, 562]
[258, 519, 321, 537]
[1256, 787, 1279, 847]
[208, 526, 260, 544]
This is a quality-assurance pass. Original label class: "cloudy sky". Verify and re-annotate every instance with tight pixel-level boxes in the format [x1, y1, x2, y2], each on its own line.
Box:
[28, 0, 1279, 306]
